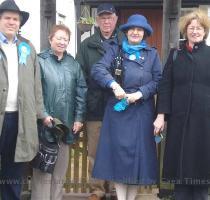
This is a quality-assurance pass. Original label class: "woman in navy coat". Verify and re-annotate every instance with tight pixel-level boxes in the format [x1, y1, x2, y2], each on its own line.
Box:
[91, 14, 162, 200]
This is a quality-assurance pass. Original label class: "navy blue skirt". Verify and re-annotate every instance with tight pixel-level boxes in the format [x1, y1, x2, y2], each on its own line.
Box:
[92, 97, 158, 185]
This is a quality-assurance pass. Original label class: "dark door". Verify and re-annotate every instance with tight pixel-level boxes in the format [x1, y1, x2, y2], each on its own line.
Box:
[118, 9, 163, 56]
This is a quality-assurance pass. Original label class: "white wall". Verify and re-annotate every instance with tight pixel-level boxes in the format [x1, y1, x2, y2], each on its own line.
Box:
[56, 0, 76, 57]
[198, 5, 210, 45]
[0, 0, 77, 55]
[0, 0, 41, 52]
[16, 0, 40, 51]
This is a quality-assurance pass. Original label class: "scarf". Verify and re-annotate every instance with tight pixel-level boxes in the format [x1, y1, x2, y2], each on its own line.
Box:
[122, 39, 147, 60]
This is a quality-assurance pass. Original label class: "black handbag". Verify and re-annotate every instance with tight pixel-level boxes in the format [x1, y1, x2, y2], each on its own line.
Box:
[31, 118, 69, 174]
[32, 136, 59, 174]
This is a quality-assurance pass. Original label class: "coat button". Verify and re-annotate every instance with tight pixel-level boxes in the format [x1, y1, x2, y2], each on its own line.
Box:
[2, 88, 6, 92]
[194, 45, 198, 49]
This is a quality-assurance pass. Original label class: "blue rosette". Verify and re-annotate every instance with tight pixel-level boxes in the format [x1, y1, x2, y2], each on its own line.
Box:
[18, 42, 31, 65]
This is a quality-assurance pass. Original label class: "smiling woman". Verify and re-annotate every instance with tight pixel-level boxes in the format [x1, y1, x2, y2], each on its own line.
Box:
[186, 19, 205, 47]
[48, 25, 70, 60]
[91, 14, 161, 200]
[154, 9, 210, 200]
[31, 24, 87, 200]
[179, 9, 209, 48]
[126, 27, 144, 45]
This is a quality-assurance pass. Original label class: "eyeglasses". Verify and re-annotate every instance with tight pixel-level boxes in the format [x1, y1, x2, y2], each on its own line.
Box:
[187, 26, 204, 32]
[54, 37, 69, 42]
[98, 16, 114, 22]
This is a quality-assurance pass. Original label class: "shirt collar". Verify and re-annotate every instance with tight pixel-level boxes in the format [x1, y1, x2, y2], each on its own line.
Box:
[0, 32, 18, 44]
[100, 31, 117, 42]
[49, 48, 67, 61]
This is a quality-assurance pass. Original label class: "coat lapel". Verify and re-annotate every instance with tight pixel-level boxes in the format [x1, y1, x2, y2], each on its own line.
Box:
[0, 43, 8, 77]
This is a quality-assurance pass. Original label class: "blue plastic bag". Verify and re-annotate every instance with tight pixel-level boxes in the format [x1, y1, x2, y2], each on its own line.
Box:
[114, 98, 129, 112]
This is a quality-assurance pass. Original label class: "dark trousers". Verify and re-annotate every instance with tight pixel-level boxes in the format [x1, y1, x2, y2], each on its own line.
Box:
[174, 184, 208, 200]
[0, 112, 25, 200]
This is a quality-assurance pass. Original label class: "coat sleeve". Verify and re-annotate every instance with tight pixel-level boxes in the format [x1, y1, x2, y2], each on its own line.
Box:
[156, 49, 175, 114]
[91, 46, 116, 88]
[74, 62, 87, 122]
[33, 46, 47, 119]
[139, 49, 162, 100]
[38, 57, 50, 117]
[75, 42, 88, 81]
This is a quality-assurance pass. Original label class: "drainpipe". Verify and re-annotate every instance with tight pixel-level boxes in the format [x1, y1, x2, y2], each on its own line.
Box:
[162, 0, 181, 64]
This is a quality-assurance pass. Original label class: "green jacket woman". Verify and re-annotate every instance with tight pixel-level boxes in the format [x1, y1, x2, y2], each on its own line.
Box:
[39, 48, 87, 143]
[31, 25, 87, 200]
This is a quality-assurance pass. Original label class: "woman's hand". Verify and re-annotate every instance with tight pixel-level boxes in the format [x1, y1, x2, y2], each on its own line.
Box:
[111, 82, 126, 100]
[72, 122, 83, 134]
[43, 116, 54, 127]
[126, 91, 143, 103]
[153, 114, 165, 135]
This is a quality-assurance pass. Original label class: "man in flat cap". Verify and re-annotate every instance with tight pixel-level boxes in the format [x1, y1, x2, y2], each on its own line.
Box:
[76, 3, 123, 200]
[0, 0, 46, 199]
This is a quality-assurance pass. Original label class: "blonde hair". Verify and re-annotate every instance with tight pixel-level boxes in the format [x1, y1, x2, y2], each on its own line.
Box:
[179, 9, 210, 39]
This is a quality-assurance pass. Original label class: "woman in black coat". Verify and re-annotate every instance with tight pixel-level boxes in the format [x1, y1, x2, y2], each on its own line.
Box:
[154, 9, 210, 200]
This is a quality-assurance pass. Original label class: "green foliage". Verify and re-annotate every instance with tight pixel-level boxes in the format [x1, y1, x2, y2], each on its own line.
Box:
[79, 16, 95, 25]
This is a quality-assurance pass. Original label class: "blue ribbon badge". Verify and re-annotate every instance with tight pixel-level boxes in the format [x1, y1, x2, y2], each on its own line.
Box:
[18, 42, 31, 65]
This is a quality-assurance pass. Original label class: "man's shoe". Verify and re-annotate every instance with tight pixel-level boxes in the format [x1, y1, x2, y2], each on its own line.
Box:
[88, 194, 101, 200]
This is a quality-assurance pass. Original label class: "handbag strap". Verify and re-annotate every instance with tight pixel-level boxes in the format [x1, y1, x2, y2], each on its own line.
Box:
[113, 45, 124, 86]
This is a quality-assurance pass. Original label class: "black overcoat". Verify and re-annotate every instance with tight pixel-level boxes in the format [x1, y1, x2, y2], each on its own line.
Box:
[157, 41, 210, 185]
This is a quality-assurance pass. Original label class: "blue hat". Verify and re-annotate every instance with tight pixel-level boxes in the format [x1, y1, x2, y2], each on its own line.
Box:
[119, 14, 153, 36]
[97, 3, 116, 16]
